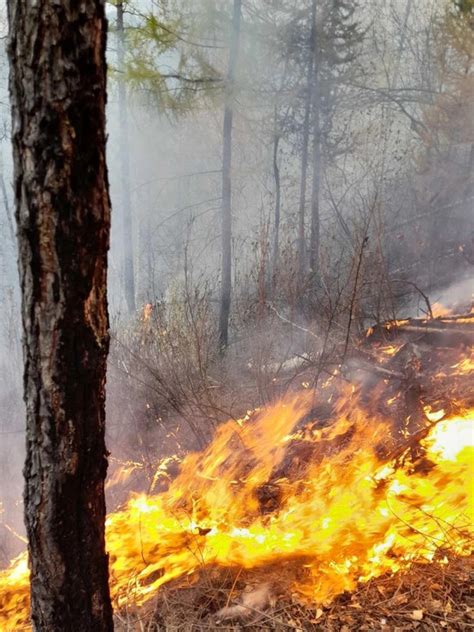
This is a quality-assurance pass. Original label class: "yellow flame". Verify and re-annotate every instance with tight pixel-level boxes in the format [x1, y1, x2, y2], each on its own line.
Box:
[431, 302, 453, 318]
[451, 356, 474, 374]
[1, 395, 472, 629]
[379, 344, 402, 357]
[423, 406, 446, 422]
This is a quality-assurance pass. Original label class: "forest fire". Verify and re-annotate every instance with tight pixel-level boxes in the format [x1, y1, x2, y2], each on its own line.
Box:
[0, 319, 473, 629]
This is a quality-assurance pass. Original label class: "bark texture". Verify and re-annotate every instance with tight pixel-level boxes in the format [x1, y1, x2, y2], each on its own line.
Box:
[219, 0, 242, 348]
[7, 1, 113, 629]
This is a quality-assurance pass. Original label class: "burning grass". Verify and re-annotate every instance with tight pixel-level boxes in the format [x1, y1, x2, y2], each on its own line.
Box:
[0, 314, 473, 630]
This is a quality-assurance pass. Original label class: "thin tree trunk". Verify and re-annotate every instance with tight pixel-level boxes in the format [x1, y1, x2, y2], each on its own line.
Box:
[219, 0, 242, 348]
[309, 62, 321, 275]
[117, 1, 136, 314]
[7, 1, 113, 629]
[0, 172, 14, 245]
[297, 0, 317, 288]
[271, 128, 281, 284]
[391, 0, 413, 90]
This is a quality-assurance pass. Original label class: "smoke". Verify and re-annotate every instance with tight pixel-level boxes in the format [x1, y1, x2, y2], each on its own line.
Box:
[431, 278, 474, 313]
[0, 0, 472, 565]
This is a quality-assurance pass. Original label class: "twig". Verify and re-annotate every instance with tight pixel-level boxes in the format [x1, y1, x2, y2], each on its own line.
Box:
[266, 303, 319, 340]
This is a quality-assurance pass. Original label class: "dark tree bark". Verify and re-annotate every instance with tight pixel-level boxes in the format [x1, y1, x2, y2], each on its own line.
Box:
[7, 1, 114, 629]
[219, 0, 242, 348]
[117, 1, 136, 314]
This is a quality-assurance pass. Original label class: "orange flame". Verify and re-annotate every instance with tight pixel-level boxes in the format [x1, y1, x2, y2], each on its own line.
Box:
[1, 384, 472, 629]
[431, 302, 453, 318]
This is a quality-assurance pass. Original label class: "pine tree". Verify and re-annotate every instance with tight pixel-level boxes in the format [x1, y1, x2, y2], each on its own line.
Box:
[7, 0, 113, 627]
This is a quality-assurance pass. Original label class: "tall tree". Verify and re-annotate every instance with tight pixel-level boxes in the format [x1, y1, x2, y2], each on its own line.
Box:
[297, 0, 317, 289]
[271, 118, 282, 281]
[117, 0, 136, 314]
[308, 0, 362, 278]
[308, 2, 321, 275]
[268, 0, 362, 290]
[7, 1, 113, 629]
[219, 0, 242, 348]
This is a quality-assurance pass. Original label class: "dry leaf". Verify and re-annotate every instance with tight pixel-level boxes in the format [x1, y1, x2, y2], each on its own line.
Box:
[391, 593, 409, 606]
[215, 583, 275, 621]
[411, 610, 424, 621]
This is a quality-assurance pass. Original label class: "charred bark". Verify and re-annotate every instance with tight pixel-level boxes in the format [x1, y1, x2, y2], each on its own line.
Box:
[366, 316, 474, 346]
[219, 0, 242, 349]
[7, 0, 113, 629]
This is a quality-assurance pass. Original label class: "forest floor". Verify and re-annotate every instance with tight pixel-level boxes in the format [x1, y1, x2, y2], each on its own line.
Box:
[116, 554, 474, 631]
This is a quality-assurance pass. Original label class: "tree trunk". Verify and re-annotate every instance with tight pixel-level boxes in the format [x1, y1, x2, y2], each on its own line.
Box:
[297, 0, 317, 289]
[117, 1, 136, 314]
[391, 0, 413, 90]
[7, 1, 114, 629]
[0, 170, 14, 245]
[309, 63, 321, 275]
[219, 0, 242, 349]
[271, 128, 281, 285]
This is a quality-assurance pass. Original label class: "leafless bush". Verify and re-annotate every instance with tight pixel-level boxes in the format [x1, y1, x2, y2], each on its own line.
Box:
[106, 275, 231, 493]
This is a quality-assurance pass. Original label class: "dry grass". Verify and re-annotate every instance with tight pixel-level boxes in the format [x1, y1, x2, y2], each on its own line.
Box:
[114, 554, 474, 631]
